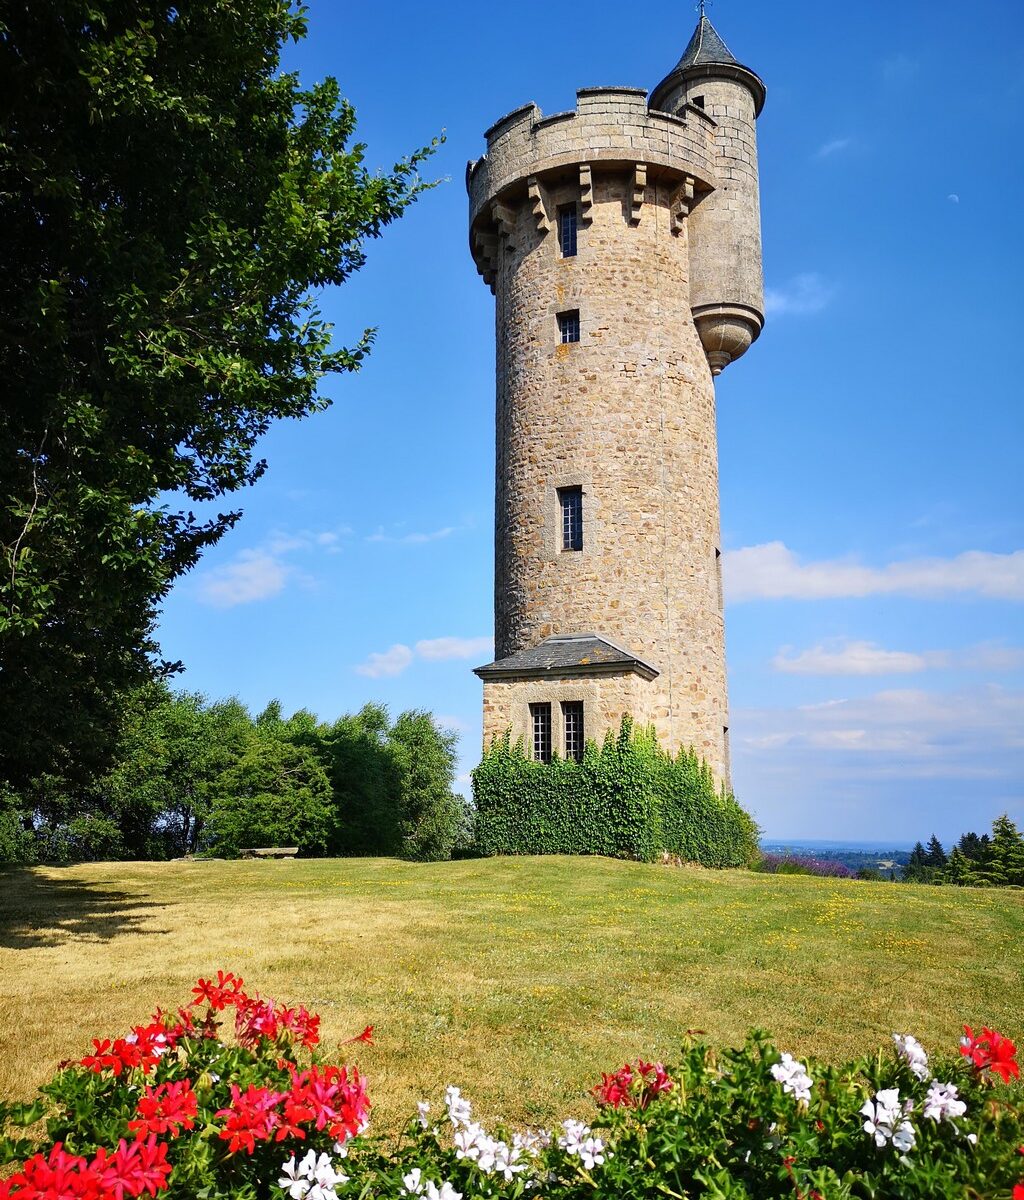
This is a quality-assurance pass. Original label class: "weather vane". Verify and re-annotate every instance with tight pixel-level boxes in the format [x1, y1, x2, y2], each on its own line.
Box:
[697, 0, 713, 15]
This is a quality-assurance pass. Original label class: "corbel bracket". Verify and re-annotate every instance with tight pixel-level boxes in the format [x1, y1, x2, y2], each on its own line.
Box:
[670, 175, 696, 236]
[491, 202, 517, 246]
[527, 176, 549, 235]
[578, 164, 594, 226]
[472, 228, 500, 290]
[630, 163, 647, 225]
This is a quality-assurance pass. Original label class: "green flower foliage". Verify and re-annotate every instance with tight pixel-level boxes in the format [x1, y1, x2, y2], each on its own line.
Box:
[472, 717, 759, 866]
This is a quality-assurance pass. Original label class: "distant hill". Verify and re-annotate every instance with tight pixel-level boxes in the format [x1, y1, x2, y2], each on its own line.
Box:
[761, 840, 913, 876]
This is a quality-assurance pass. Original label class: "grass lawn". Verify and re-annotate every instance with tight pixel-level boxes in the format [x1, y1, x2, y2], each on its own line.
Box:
[1, 857, 1021, 1129]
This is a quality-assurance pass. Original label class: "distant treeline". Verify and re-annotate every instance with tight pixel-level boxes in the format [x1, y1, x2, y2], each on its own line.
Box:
[0, 686, 469, 864]
[901, 817, 1024, 887]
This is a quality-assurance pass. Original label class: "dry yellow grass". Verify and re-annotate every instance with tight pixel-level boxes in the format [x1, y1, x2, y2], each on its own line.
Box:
[1, 857, 1021, 1131]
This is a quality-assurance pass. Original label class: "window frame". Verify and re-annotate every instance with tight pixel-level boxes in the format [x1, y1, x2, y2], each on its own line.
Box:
[558, 205, 578, 258]
[557, 309, 580, 344]
[530, 702, 552, 763]
[558, 485, 584, 552]
[562, 700, 585, 763]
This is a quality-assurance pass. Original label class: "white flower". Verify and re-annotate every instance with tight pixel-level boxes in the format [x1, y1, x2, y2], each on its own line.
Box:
[492, 1141, 527, 1181]
[923, 1081, 967, 1124]
[453, 1122, 485, 1161]
[577, 1137, 606, 1170]
[444, 1086, 473, 1128]
[557, 1119, 590, 1154]
[893, 1033, 931, 1081]
[967, 1132, 978, 1145]
[475, 1134, 499, 1173]
[892, 1120, 916, 1153]
[861, 1089, 915, 1152]
[513, 1129, 551, 1157]
[770, 1053, 813, 1106]
[424, 1184, 462, 1200]
[417, 1100, 431, 1129]
[402, 1168, 424, 1196]
[298, 1150, 320, 1179]
[278, 1156, 310, 1200]
[332, 1142, 349, 1159]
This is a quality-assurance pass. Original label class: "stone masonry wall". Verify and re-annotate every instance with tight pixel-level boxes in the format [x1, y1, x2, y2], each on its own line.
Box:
[487, 168, 729, 782]
[482, 673, 653, 759]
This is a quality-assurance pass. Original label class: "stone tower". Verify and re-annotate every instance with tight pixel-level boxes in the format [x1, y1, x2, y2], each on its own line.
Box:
[469, 14, 765, 786]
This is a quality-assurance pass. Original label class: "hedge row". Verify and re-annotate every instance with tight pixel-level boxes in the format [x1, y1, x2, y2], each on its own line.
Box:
[471, 717, 759, 865]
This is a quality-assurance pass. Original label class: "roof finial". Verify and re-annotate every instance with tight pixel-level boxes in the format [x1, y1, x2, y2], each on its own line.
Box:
[696, 0, 712, 17]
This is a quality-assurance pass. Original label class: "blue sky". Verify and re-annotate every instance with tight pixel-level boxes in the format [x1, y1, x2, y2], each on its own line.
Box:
[157, 0, 1024, 846]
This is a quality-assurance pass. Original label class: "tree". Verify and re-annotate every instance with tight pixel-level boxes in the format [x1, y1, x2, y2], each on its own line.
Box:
[974, 814, 1024, 888]
[0, 2, 436, 786]
[206, 739, 333, 857]
[925, 834, 947, 868]
[389, 710, 463, 862]
[903, 841, 929, 882]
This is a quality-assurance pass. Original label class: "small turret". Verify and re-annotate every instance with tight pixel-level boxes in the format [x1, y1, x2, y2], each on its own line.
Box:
[651, 14, 766, 374]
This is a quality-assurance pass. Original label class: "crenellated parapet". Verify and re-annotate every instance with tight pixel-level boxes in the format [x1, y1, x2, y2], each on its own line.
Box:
[466, 87, 718, 289]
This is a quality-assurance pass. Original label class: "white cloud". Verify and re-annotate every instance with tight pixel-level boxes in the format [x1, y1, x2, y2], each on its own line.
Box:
[194, 525, 350, 607]
[367, 525, 457, 545]
[415, 636, 494, 661]
[435, 714, 472, 733]
[774, 638, 1024, 676]
[947, 193, 960, 204]
[724, 542, 1024, 602]
[354, 634, 492, 679]
[816, 137, 851, 159]
[763, 273, 836, 316]
[197, 550, 289, 608]
[355, 643, 414, 678]
[773, 640, 940, 676]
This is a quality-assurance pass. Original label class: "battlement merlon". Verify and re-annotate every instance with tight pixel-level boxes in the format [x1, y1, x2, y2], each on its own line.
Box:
[466, 86, 719, 244]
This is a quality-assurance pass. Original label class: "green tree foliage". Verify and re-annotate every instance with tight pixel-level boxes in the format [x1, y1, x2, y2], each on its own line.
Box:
[906, 816, 1024, 889]
[472, 718, 759, 867]
[206, 739, 334, 857]
[0, 692, 463, 864]
[925, 833, 947, 867]
[0, 1, 436, 787]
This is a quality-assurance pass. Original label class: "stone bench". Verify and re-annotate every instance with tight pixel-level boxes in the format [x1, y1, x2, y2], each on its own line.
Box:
[239, 847, 298, 860]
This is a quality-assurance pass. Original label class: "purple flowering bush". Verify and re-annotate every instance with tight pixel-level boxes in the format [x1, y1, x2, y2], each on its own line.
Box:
[758, 852, 855, 878]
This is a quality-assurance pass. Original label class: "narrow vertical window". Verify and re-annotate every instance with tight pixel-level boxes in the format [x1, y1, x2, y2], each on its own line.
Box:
[530, 703, 552, 763]
[559, 486, 583, 551]
[558, 206, 578, 257]
[715, 547, 723, 611]
[563, 701, 584, 763]
[557, 309, 580, 344]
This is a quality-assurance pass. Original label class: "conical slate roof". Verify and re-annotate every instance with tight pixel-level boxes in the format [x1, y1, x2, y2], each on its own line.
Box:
[650, 14, 765, 116]
[677, 15, 739, 70]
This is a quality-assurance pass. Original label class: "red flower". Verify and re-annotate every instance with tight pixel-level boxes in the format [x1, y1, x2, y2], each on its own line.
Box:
[591, 1059, 674, 1109]
[191, 970, 246, 1011]
[341, 1024, 374, 1046]
[0, 1143, 93, 1200]
[128, 1081, 198, 1138]
[93, 1136, 172, 1200]
[1013, 1185, 1024, 1200]
[215, 1083, 284, 1154]
[285, 1065, 371, 1142]
[960, 1025, 1020, 1083]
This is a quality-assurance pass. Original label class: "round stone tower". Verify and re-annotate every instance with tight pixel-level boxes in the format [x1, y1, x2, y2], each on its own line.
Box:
[469, 15, 765, 785]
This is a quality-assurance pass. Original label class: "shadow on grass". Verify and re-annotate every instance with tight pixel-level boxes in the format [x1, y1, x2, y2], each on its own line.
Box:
[0, 868, 168, 948]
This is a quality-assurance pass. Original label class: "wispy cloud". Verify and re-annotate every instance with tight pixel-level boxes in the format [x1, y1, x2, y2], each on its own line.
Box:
[881, 53, 918, 84]
[773, 640, 939, 676]
[355, 644, 415, 678]
[197, 550, 290, 609]
[724, 542, 1024, 602]
[763, 273, 836, 317]
[947, 193, 960, 204]
[416, 636, 494, 661]
[354, 634, 492, 679]
[194, 525, 350, 608]
[367, 525, 457, 545]
[816, 137, 852, 159]
[773, 638, 1024, 676]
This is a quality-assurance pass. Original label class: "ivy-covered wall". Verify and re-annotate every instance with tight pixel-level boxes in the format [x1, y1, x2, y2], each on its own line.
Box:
[472, 718, 758, 866]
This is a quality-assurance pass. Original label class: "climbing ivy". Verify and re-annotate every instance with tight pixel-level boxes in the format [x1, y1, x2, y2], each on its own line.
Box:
[472, 717, 759, 866]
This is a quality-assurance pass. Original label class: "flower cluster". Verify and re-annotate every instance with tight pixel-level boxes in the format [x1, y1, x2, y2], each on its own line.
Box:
[922, 1081, 967, 1125]
[128, 1081, 198, 1138]
[80, 1020, 178, 1077]
[591, 1059, 673, 1109]
[558, 1119, 607, 1170]
[0, 1137, 171, 1200]
[860, 1088, 916, 1153]
[893, 1033, 931, 1081]
[440, 1084, 528, 1181]
[401, 1167, 462, 1200]
[960, 1025, 1020, 1084]
[191, 970, 322, 1052]
[770, 1052, 813, 1106]
[278, 1149, 349, 1200]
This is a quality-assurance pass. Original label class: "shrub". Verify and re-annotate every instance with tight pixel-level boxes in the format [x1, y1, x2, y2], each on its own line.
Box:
[472, 718, 758, 866]
[2, 977, 1021, 1200]
[758, 852, 856, 879]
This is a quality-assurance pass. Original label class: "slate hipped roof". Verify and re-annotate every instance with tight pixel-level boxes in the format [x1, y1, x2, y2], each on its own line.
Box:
[474, 633, 660, 681]
[649, 14, 766, 117]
